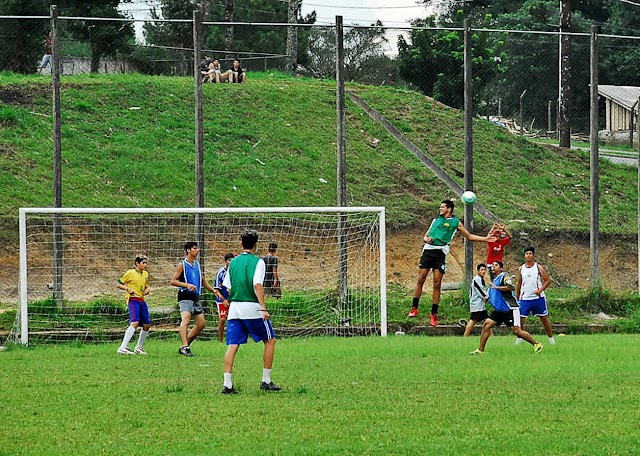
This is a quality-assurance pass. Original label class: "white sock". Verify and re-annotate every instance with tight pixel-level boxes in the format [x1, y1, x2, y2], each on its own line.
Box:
[120, 325, 136, 349]
[136, 330, 149, 349]
[515, 337, 523, 345]
[223, 372, 233, 389]
[548, 336, 556, 344]
[262, 368, 272, 384]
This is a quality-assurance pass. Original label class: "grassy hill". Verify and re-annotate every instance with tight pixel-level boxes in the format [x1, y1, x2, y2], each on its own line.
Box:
[0, 71, 637, 235]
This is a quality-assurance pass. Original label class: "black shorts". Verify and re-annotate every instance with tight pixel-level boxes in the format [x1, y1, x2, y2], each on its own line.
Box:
[469, 310, 489, 322]
[488, 309, 520, 327]
[418, 249, 446, 273]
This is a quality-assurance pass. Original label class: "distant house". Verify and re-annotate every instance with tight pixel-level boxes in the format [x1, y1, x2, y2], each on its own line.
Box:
[598, 85, 640, 133]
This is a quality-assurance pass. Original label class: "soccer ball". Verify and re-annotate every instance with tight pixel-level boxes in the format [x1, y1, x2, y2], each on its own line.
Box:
[461, 191, 477, 205]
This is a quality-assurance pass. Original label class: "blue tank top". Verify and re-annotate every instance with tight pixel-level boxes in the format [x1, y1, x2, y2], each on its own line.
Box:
[180, 259, 202, 296]
[488, 272, 517, 311]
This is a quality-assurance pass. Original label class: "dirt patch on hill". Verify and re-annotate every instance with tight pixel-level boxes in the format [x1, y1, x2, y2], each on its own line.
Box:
[386, 230, 637, 291]
[0, 85, 50, 108]
[0, 230, 636, 304]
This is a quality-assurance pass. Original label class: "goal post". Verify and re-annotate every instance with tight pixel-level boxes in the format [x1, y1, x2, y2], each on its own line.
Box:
[16, 206, 386, 345]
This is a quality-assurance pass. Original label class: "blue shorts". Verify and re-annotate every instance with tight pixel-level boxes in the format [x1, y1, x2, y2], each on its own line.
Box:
[519, 297, 548, 318]
[128, 298, 151, 325]
[226, 318, 276, 345]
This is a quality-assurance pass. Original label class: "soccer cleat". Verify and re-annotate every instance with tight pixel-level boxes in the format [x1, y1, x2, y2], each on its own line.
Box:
[408, 307, 419, 318]
[178, 346, 194, 357]
[134, 347, 147, 355]
[470, 349, 484, 355]
[429, 313, 438, 327]
[260, 381, 282, 391]
[221, 386, 238, 395]
[533, 343, 544, 353]
[117, 347, 135, 355]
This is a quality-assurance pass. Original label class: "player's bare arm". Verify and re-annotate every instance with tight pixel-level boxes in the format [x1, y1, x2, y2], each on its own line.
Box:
[170, 262, 196, 291]
[458, 222, 497, 243]
[423, 219, 435, 243]
[255, 284, 269, 319]
[516, 272, 523, 298]
[536, 264, 552, 295]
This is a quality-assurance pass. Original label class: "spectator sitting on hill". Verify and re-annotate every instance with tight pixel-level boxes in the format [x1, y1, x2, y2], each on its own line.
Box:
[203, 59, 231, 83]
[229, 59, 247, 83]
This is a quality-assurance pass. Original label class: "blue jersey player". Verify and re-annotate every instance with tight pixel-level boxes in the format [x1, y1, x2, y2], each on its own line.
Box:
[470, 261, 543, 355]
[170, 241, 216, 357]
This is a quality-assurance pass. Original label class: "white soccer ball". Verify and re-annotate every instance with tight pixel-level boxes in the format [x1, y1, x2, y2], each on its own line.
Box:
[461, 191, 477, 205]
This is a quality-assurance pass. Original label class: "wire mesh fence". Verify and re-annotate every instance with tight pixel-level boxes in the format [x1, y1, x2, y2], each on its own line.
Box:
[2, 6, 640, 322]
[0, 14, 636, 116]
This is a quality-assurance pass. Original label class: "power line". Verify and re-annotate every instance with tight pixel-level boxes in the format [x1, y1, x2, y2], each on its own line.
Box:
[276, 0, 428, 9]
[302, 2, 426, 10]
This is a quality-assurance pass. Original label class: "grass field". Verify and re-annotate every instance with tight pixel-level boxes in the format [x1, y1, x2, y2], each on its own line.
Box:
[1, 334, 639, 455]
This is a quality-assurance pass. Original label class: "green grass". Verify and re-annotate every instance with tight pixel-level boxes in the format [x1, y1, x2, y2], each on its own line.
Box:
[1, 335, 639, 455]
[0, 72, 638, 234]
[5, 282, 640, 335]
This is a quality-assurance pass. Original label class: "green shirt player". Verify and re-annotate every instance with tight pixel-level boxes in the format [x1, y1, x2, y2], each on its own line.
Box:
[221, 229, 281, 394]
[408, 199, 496, 326]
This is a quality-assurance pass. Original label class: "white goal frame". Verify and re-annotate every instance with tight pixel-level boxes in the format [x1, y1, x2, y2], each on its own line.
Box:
[18, 206, 387, 345]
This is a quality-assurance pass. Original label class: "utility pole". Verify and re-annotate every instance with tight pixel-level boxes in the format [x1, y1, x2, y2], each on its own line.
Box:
[193, 9, 206, 270]
[51, 5, 64, 307]
[286, 0, 299, 74]
[336, 16, 349, 322]
[463, 19, 474, 288]
[559, 0, 572, 148]
[589, 26, 599, 287]
[224, 0, 234, 59]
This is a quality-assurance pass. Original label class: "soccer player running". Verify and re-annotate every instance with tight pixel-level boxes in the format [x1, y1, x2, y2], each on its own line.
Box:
[463, 263, 490, 336]
[170, 241, 216, 357]
[116, 254, 151, 355]
[470, 261, 543, 355]
[213, 253, 235, 343]
[516, 246, 555, 345]
[408, 199, 496, 326]
[221, 229, 281, 394]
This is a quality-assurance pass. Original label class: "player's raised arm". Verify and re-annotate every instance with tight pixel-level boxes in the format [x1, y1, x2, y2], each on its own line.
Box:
[458, 221, 497, 243]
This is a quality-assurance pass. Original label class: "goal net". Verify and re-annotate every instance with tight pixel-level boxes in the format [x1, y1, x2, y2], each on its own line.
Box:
[14, 207, 386, 344]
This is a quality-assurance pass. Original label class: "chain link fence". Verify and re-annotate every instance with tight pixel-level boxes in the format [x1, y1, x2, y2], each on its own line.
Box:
[2, 11, 638, 142]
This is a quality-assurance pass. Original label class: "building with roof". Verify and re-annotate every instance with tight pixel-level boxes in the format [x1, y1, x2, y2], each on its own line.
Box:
[598, 85, 640, 133]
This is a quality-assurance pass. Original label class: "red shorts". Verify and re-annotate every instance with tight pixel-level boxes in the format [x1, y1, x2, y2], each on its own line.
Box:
[216, 301, 229, 319]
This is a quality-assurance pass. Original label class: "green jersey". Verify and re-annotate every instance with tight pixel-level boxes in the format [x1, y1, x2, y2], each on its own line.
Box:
[427, 215, 460, 246]
[228, 252, 261, 303]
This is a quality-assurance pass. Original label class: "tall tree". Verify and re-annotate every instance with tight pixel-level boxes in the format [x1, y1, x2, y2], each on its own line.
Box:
[224, 0, 234, 57]
[59, 0, 134, 73]
[145, 0, 193, 49]
[306, 21, 392, 81]
[397, 12, 506, 110]
[205, 0, 315, 66]
[146, 0, 315, 71]
[0, 0, 49, 73]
